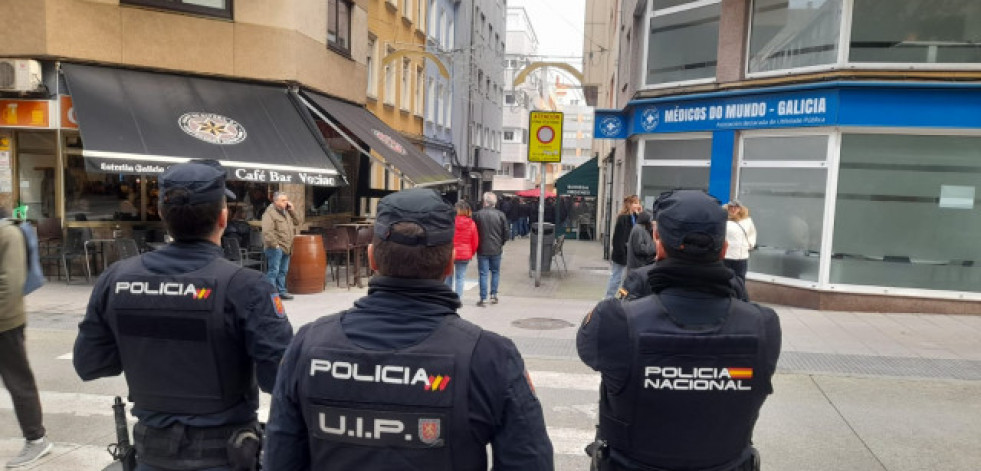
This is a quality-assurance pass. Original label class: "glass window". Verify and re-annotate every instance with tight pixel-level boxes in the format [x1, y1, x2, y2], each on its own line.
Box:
[384, 47, 395, 106]
[831, 134, 981, 292]
[737, 135, 829, 282]
[640, 166, 711, 202]
[850, 0, 981, 64]
[401, 59, 411, 111]
[366, 37, 377, 98]
[646, 1, 720, 85]
[742, 134, 828, 161]
[643, 137, 712, 161]
[328, 0, 352, 53]
[64, 155, 152, 222]
[748, 0, 842, 74]
[121, 0, 232, 19]
[415, 67, 424, 115]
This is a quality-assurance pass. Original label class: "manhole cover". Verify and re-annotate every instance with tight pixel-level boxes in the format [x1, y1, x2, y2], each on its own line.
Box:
[511, 318, 575, 330]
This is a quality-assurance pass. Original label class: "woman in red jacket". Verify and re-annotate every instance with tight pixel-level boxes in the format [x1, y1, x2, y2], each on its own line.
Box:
[446, 200, 479, 298]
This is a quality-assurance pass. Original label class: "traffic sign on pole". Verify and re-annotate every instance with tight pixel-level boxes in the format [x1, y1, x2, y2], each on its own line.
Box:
[528, 111, 563, 163]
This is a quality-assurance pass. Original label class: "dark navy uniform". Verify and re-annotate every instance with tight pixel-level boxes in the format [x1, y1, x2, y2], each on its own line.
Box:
[578, 190, 781, 471]
[264, 189, 553, 471]
[73, 161, 293, 471]
[618, 263, 750, 302]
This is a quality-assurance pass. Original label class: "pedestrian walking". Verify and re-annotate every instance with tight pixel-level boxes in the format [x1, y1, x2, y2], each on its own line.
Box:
[262, 191, 300, 300]
[472, 192, 509, 306]
[73, 160, 294, 471]
[446, 200, 478, 299]
[0, 208, 52, 468]
[626, 210, 656, 270]
[263, 188, 553, 471]
[605, 195, 641, 298]
[724, 200, 757, 281]
[579, 190, 781, 471]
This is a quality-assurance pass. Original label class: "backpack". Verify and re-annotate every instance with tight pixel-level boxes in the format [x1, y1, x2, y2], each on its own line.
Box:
[8, 220, 45, 295]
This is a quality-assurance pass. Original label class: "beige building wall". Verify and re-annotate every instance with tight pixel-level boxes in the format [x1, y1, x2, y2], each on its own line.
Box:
[364, 0, 426, 138]
[0, 0, 369, 104]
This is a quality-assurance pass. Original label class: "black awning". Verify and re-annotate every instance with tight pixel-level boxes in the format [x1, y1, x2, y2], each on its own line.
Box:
[299, 91, 457, 187]
[62, 64, 345, 187]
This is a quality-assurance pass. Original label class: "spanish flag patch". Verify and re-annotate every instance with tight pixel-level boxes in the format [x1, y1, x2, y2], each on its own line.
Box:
[271, 294, 286, 318]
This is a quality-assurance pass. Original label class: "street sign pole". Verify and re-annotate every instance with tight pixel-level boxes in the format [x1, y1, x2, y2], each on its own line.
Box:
[527, 110, 563, 288]
[535, 164, 545, 286]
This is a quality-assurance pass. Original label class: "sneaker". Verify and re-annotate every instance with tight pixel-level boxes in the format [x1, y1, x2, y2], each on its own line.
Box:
[279, 293, 295, 300]
[6, 437, 53, 468]
[490, 295, 499, 304]
[476, 299, 486, 307]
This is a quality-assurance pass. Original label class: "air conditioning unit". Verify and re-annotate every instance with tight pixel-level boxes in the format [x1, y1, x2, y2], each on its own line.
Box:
[0, 59, 42, 92]
[444, 163, 453, 172]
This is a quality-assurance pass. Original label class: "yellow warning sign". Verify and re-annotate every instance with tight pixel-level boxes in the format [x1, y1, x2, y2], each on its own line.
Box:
[528, 111, 563, 163]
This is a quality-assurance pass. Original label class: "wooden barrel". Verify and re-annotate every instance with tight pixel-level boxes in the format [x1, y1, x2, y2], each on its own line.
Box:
[286, 235, 326, 294]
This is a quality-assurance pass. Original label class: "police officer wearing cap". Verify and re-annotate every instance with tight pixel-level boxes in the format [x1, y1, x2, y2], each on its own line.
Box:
[264, 188, 554, 471]
[73, 160, 294, 471]
[578, 190, 781, 471]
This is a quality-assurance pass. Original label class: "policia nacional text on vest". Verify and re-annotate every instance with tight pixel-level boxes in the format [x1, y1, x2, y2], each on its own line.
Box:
[103, 256, 261, 470]
[297, 314, 487, 470]
[592, 295, 771, 471]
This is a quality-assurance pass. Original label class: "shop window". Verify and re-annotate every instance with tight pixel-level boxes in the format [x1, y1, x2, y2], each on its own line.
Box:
[831, 134, 981, 292]
[850, 0, 981, 64]
[645, 0, 721, 86]
[639, 137, 712, 209]
[15, 132, 57, 220]
[748, 0, 842, 74]
[120, 0, 232, 19]
[328, 0, 352, 54]
[64, 155, 152, 222]
[736, 135, 829, 282]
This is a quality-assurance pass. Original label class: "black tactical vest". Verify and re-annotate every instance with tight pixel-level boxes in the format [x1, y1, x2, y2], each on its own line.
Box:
[298, 314, 486, 471]
[103, 256, 253, 415]
[599, 295, 772, 471]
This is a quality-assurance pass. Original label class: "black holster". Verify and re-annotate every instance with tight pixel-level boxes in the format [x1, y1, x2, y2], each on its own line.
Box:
[585, 439, 611, 471]
[227, 423, 263, 471]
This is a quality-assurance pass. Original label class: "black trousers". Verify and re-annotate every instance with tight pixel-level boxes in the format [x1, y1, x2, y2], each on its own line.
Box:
[0, 324, 45, 441]
[724, 259, 748, 281]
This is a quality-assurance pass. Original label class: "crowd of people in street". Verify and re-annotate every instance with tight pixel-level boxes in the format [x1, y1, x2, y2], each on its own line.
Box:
[3, 159, 779, 471]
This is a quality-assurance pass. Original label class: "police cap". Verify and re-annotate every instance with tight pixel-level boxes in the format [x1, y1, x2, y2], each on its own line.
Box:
[158, 159, 236, 205]
[654, 189, 726, 256]
[374, 188, 454, 246]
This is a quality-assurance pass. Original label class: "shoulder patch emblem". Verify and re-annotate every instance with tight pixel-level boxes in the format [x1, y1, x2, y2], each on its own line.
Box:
[615, 288, 629, 300]
[582, 309, 594, 326]
[271, 294, 286, 318]
[524, 370, 537, 397]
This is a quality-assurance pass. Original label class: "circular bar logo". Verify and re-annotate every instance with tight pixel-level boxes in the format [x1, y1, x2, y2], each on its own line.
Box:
[178, 112, 247, 145]
[372, 129, 407, 155]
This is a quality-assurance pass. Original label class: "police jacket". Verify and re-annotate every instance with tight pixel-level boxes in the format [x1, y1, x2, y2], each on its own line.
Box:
[578, 259, 781, 471]
[619, 263, 749, 302]
[74, 240, 294, 427]
[264, 276, 553, 471]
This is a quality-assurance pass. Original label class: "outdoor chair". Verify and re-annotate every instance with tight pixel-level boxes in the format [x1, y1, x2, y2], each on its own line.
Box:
[551, 234, 568, 275]
[36, 218, 64, 278]
[323, 227, 355, 289]
[60, 227, 92, 284]
[355, 226, 374, 279]
[114, 238, 141, 261]
[222, 236, 263, 271]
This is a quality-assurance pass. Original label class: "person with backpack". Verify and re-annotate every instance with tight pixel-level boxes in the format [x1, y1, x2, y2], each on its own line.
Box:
[0, 207, 52, 468]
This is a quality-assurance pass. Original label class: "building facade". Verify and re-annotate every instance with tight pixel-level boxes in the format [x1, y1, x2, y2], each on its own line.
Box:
[495, 5, 541, 192]
[590, 0, 981, 313]
[451, 0, 505, 202]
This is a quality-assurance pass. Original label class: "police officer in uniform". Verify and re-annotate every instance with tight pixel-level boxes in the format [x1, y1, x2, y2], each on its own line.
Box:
[578, 190, 781, 471]
[73, 160, 294, 471]
[263, 188, 553, 470]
